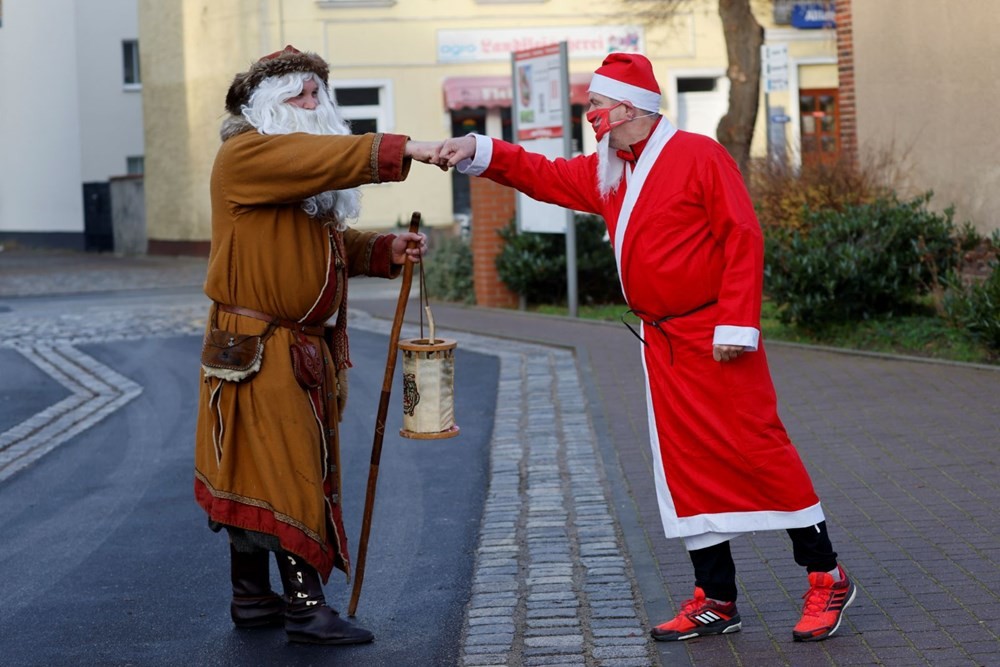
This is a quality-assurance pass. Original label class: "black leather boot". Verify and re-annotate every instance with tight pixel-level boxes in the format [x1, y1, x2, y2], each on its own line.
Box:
[229, 544, 284, 628]
[275, 552, 374, 645]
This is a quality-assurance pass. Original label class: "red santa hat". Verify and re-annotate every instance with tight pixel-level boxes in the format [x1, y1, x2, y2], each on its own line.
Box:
[588, 52, 661, 113]
[225, 45, 330, 115]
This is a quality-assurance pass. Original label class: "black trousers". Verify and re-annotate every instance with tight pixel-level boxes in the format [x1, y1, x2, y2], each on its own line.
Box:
[688, 521, 838, 602]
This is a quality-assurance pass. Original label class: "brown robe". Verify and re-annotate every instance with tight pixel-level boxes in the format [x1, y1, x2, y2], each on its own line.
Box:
[194, 123, 411, 582]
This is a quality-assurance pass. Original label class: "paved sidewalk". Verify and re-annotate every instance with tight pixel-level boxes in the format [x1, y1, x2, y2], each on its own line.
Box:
[2, 249, 998, 666]
[355, 297, 1000, 667]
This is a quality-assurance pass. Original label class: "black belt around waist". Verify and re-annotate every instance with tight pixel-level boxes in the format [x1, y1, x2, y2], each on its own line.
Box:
[215, 303, 326, 337]
[621, 300, 717, 364]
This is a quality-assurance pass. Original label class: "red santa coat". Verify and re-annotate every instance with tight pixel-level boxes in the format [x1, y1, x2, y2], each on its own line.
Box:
[461, 119, 825, 550]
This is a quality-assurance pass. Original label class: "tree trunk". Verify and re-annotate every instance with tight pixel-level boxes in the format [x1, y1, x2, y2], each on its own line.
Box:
[716, 0, 763, 182]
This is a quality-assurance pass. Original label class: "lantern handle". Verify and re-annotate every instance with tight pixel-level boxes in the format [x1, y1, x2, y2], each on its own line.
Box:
[416, 239, 442, 343]
[425, 305, 436, 344]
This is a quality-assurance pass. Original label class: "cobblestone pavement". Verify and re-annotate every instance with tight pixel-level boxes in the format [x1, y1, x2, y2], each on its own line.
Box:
[357, 312, 653, 666]
[355, 299, 1000, 667]
[4, 249, 999, 666]
[0, 251, 208, 484]
[0, 248, 209, 297]
[0, 250, 654, 666]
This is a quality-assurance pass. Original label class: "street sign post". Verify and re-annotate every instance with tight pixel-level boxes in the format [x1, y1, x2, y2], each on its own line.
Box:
[762, 43, 789, 161]
[511, 42, 577, 316]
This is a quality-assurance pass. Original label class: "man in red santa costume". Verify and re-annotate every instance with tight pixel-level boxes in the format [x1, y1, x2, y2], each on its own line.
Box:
[438, 52, 855, 643]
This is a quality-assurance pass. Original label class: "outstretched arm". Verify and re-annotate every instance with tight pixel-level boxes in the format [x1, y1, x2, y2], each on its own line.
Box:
[438, 134, 602, 215]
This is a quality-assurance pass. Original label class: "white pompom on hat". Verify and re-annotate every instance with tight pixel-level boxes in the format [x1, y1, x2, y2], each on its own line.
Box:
[588, 52, 662, 113]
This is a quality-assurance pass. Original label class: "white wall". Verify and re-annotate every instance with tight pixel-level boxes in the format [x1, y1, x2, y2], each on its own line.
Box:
[0, 0, 84, 234]
[0, 0, 144, 238]
[76, 0, 144, 182]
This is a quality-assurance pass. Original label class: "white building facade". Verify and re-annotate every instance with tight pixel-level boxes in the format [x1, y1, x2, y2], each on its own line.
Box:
[0, 0, 144, 251]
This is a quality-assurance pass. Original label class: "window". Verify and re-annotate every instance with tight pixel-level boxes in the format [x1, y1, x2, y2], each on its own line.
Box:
[333, 82, 392, 135]
[677, 78, 717, 94]
[123, 40, 141, 88]
[799, 88, 839, 166]
[126, 156, 145, 175]
[773, 0, 795, 24]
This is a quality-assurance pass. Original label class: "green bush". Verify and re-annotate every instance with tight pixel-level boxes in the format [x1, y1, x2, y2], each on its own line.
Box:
[424, 234, 474, 304]
[764, 193, 959, 327]
[943, 262, 1000, 354]
[573, 215, 624, 305]
[496, 221, 566, 303]
[496, 214, 623, 306]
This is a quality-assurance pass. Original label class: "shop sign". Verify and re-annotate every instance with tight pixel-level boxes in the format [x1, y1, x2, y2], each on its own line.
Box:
[762, 44, 789, 93]
[437, 26, 643, 63]
[791, 3, 835, 29]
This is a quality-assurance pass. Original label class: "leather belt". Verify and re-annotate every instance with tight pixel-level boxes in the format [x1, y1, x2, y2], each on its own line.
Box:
[216, 303, 326, 336]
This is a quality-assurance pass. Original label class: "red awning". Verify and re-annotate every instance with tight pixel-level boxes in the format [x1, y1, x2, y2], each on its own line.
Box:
[443, 74, 592, 110]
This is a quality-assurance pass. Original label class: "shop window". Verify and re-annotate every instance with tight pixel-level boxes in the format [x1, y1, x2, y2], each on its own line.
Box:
[449, 104, 583, 217]
[799, 88, 838, 166]
[333, 83, 390, 135]
[123, 40, 141, 89]
[450, 109, 488, 217]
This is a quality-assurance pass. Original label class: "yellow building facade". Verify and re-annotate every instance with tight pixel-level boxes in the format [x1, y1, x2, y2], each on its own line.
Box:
[138, 0, 837, 252]
[847, 0, 999, 234]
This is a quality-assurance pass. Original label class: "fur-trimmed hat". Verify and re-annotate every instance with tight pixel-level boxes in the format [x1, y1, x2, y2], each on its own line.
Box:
[588, 52, 661, 113]
[225, 45, 330, 115]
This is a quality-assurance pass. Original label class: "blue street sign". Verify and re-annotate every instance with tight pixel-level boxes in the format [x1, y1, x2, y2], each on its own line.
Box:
[791, 3, 835, 29]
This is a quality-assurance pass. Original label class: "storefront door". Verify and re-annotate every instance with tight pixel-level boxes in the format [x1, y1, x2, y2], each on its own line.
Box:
[799, 88, 840, 166]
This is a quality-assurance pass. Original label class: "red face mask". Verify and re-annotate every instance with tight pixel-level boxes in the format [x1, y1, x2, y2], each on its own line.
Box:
[586, 102, 628, 142]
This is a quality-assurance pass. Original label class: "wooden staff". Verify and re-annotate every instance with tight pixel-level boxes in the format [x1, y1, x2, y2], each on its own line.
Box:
[348, 211, 421, 617]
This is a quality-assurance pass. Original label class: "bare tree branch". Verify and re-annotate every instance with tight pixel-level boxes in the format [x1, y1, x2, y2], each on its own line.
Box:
[618, 0, 692, 23]
[618, 0, 764, 181]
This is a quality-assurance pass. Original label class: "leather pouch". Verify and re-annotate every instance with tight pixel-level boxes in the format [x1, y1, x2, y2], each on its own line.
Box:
[201, 329, 266, 382]
[290, 337, 324, 389]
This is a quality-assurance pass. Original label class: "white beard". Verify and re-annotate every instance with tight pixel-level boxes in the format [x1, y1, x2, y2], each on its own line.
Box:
[595, 133, 626, 198]
[243, 90, 362, 230]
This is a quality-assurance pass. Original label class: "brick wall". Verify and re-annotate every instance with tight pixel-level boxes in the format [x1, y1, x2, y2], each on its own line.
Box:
[469, 177, 519, 308]
[835, 0, 857, 165]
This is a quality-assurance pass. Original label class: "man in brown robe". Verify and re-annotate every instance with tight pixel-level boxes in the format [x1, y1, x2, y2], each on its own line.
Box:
[193, 45, 438, 645]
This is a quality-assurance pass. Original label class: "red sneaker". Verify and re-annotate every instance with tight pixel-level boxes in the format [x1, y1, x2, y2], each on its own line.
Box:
[793, 565, 856, 641]
[650, 587, 741, 642]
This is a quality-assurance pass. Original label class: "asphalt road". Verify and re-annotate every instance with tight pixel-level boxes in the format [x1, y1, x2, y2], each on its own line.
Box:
[0, 320, 499, 666]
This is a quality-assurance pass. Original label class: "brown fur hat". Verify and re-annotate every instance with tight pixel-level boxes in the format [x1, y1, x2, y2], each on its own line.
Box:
[225, 45, 330, 115]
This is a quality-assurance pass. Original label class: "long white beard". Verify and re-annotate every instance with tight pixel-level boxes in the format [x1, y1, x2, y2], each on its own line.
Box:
[595, 133, 626, 198]
[243, 93, 361, 230]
